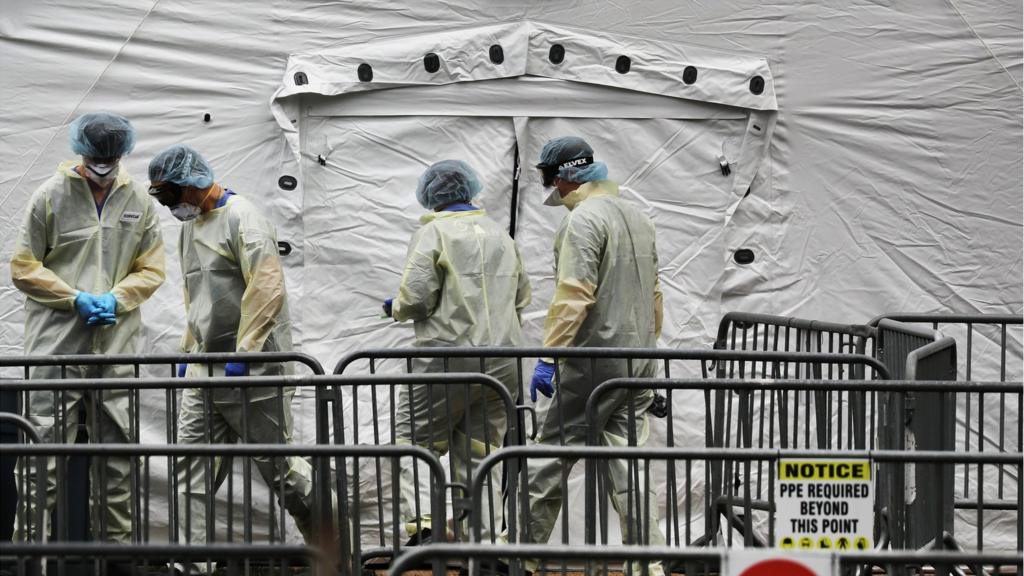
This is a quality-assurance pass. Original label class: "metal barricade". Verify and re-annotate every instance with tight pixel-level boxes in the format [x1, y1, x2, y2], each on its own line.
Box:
[0, 352, 324, 546]
[466, 446, 1020, 574]
[387, 544, 1022, 576]
[314, 372, 516, 571]
[586, 379, 1022, 552]
[0, 442, 446, 576]
[0, 542, 328, 576]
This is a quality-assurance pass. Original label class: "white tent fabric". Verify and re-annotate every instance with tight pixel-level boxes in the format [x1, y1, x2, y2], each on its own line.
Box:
[1, 0, 1020, 547]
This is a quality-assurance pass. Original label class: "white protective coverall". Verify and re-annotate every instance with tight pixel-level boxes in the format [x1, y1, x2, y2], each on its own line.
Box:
[10, 161, 166, 542]
[173, 192, 313, 546]
[528, 179, 666, 574]
[392, 208, 531, 541]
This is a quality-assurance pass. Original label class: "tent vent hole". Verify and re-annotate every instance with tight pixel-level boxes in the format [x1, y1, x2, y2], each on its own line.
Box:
[549, 44, 565, 64]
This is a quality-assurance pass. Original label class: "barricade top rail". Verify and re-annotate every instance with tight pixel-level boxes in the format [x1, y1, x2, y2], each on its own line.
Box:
[592, 377, 1023, 395]
[388, 543, 1023, 575]
[0, 371, 506, 392]
[869, 313, 1024, 326]
[0, 351, 325, 374]
[0, 542, 326, 562]
[0, 443, 449, 466]
[334, 347, 889, 378]
[717, 311, 878, 340]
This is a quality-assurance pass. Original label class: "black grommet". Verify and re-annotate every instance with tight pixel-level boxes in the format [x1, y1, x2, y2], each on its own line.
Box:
[424, 53, 440, 73]
[683, 66, 698, 84]
[489, 44, 504, 64]
[615, 55, 631, 74]
[357, 63, 373, 82]
[277, 241, 293, 256]
[734, 249, 755, 265]
[549, 44, 565, 64]
[203, 113, 211, 123]
[293, 72, 308, 86]
[749, 75, 765, 95]
[278, 175, 297, 191]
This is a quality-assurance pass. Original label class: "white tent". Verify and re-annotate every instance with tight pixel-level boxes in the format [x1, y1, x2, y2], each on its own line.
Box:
[1, 0, 1020, 546]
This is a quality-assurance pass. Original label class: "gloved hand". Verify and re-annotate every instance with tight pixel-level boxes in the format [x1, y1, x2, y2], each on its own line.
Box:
[530, 360, 556, 402]
[224, 362, 248, 377]
[382, 298, 394, 318]
[87, 292, 118, 326]
[177, 364, 187, 378]
[74, 291, 99, 320]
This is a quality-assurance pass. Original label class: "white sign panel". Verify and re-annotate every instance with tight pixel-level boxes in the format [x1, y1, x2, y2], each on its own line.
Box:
[776, 459, 874, 551]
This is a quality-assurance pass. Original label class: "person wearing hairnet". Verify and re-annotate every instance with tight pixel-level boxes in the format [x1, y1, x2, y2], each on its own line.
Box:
[10, 112, 165, 543]
[147, 144, 314, 555]
[526, 136, 666, 574]
[383, 160, 530, 545]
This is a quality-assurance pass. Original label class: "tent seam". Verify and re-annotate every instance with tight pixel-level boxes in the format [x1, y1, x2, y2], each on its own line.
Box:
[2, 0, 163, 206]
[945, 0, 1022, 92]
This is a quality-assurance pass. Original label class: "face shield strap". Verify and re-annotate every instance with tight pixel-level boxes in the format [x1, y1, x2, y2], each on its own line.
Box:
[537, 156, 594, 187]
[148, 181, 184, 206]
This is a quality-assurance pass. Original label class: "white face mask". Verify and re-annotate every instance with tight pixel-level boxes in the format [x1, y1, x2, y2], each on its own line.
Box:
[170, 203, 202, 222]
[84, 161, 118, 186]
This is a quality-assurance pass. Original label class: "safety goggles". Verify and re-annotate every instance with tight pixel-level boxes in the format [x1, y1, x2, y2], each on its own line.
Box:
[147, 181, 184, 206]
[535, 156, 593, 187]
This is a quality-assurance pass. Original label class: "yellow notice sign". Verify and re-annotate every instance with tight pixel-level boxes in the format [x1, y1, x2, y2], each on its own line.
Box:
[779, 460, 871, 481]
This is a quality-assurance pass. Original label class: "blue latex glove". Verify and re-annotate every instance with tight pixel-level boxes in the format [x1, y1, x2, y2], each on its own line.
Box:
[382, 298, 394, 318]
[177, 364, 187, 378]
[225, 362, 247, 377]
[530, 361, 556, 402]
[74, 291, 99, 320]
[87, 292, 118, 326]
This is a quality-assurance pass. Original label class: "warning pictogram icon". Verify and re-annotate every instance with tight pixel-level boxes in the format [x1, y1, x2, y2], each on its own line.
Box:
[799, 536, 814, 549]
[855, 536, 870, 550]
[836, 537, 851, 550]
[781, 537, 795, 549]
[817, 536, 832, 549]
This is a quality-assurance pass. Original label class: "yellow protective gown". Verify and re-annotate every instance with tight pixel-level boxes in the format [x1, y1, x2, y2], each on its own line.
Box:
[392, 208, 530, 541]
[10, 160, 165, 543]
[527, 180, 666, 574]
[172, 193, 312, 549]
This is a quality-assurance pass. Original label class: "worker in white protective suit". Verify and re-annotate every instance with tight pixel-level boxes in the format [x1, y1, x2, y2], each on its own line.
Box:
[383, 160, 531, 545]
[146, 144, 314, 557]
[526, 136, 666, 575]
[10, 112, 165, 543]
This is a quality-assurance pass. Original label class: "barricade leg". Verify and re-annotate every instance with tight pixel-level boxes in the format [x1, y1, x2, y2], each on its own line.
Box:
[175, 388, 233, 572]
[13, 387, 84, 542]
[231, 388, 316, 542]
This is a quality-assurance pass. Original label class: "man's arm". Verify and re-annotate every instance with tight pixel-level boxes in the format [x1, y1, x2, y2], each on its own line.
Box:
[235, 218, 288, 353]
[10, 189, 78, 310]
[541, 213, 601, 348]
[393, 226, 442, 322]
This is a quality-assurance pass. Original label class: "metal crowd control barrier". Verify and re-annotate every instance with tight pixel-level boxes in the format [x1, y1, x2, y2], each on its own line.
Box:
[0, 352, 323, 546]
[585, 379, 1023, 551]
[1, 442, 445, 576]
[0, 542, 328, 576]
[313, 372, 515, 571]
[2, 375, 327, 548]
[388, 544, 1023, 576]
[466, 447, 1020, 576]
